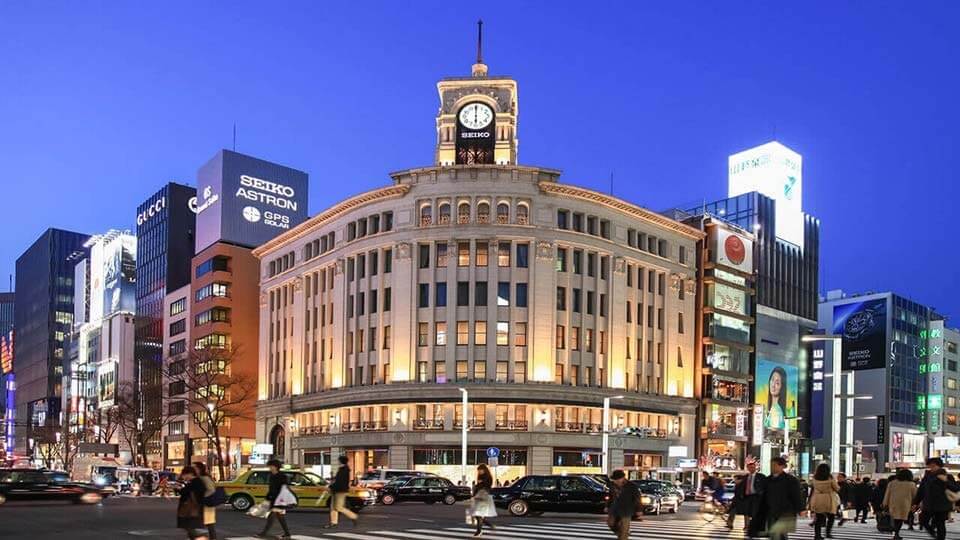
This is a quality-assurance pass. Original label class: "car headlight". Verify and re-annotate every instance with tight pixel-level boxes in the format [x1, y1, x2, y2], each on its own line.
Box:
[640, 496, 652, 504]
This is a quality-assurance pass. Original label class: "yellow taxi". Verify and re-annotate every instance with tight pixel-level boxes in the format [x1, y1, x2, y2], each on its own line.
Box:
[218, 467, 376, 512]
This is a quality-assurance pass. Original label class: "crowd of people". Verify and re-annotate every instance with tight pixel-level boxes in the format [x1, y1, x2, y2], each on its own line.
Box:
[714, 456, 960, 540]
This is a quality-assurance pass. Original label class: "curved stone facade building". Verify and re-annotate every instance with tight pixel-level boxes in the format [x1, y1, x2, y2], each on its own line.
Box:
[254, 56, 703, 482]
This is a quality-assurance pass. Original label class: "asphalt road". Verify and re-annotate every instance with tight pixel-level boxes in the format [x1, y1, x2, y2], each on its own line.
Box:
[0, 495, 692, 538]
[0, 496, 947, 539]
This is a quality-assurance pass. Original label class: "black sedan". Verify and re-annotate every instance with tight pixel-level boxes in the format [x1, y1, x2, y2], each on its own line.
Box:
[633, 481, 680, 515]
[378, 475, 470, 506]
[0, 469, 105, 505]
[492, 475, 609, 516]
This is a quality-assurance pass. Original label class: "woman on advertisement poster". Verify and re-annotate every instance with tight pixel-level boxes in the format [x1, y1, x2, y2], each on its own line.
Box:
[764, 367, 787, 430]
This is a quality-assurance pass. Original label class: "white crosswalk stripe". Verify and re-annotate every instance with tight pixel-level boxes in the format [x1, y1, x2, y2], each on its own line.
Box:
[225, 517, 945, 539]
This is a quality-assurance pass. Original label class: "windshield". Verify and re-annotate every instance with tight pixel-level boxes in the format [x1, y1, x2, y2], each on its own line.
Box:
[360, 472, 380, 480]
[305, 472, 327, 485]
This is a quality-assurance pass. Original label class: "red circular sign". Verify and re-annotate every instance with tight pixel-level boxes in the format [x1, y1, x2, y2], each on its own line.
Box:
[724, 235, 746, 265]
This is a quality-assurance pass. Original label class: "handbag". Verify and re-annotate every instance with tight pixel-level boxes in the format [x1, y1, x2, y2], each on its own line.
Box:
[876, 511, 894, 533]
[274, 484, 299, 508]
[246, 500, 271, 518]
[946, 488, 960, 503]
[203, 487, 227, 507]
[178, 492, 202, 518]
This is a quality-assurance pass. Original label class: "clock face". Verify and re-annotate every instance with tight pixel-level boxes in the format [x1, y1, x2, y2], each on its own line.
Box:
[458, 102, 494, 130]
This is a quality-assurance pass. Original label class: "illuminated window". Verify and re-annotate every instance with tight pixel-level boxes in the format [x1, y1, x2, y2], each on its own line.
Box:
[514, 322, 527, 347]
[476, 242, 488, 266]
[458, 202, 471, 223]
[498, 242, 511, 267]
[475, 321, 487, 345]
[458, 242, 470, 266]
[435, 322, 447, 346]
[457, 322, 469, 345]
[496, 322, 509, 345]
[556, 325, 566, 349]
[417, 323, 428, 347]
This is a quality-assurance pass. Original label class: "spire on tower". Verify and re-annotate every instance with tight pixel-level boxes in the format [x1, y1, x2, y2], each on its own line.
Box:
[471, 19, 488, 77]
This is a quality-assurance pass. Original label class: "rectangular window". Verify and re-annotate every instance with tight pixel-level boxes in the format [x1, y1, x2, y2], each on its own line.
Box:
[556, 325, 566, 349]
[516, 283, 528, 308]
[514, 322, 527, 346]
[435, 282, 447, 307]
[170, 298, 186, 316]
[384, 249, 392, 273]
[476, 242, 488, 266]
[585, 329, 594, 352]
[658, 273, 665, 296]
[357, 254, 366, 279]
[497, 282, 510, 306]
[658, 308, 663, 330]
[383, 325, 391, 349]
[458, 242, 471, 266]
[556, 248, 568, 272]
[587, 253, 596, 277]
[600, 331, 606, 354]
[679, 245, 687, 264]
[587, 291, 595, 315]
[571, 327, 580, 351]
[572, 288, 581, 313]
[557, 287, 567, 310]
[457, 321, 469, 345]
[169, 319, 186, 336]
[496, 322, 509, 346]
[600, 294, 607, 317]
[573, 250, 582, 274]
[648, 305, 654, 328]
[369, 290, 378, 313]
[457, 281, 469, 306]
[196, 255, 229, 278]
[357, 292, 365, 316]
[347, 258, 355, 281]
[435, 361, 446, 383]
[457, 361, 469, 381]
[168, 339, 186, 356]
[557, 209, 569, 229]
[436, 242, 448, 267]
[678, 312, 685, 334]
[418, 323, 428, 347]
[370, 251, 378, 276]
[435, 322, 447, 346]
[498, 241, 511, 267]
[475, 281, 488, 306]
[418, 244, 430, 269]
[418, 284, 430, 308]
[475, 321, 487, 345]
[496, 362, 508, 383]
[600, 256, 609, 280]
[515, 362, 527, 383]
[384, 288, 392, 311]
[555, 363, 564, 384]
[516, 243, 529, 268]
[473, 361, 486, 381]
[572, 212, 583, 232]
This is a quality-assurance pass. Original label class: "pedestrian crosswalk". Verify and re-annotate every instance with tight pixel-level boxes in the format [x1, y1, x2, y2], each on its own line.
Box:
[224, 516, 937, 539]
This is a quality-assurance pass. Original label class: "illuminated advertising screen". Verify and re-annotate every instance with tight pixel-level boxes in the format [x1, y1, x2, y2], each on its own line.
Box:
[195, 150, 309, 252]
[0, 331, 12, 375]
[711, 283, 748, 315]
[832, 298, 887, 371]
[728, 141, 804, 249]
[98, 363, 116, 408]
[755, 359, 799, 431]
[102, 234, 136, 315]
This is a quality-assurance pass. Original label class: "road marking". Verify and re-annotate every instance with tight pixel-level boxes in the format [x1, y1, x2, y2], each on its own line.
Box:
[407, 517, 435, 523]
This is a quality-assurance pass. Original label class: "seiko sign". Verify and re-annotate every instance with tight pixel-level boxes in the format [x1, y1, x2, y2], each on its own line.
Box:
[236, 174, 299, 211]
[137, 197, 166, 225]
[460, 131, 491, 139]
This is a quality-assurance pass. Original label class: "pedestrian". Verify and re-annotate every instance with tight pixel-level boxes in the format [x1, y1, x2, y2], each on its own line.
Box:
[882, 468, 917, 540]
[835, 472, 850, 526]
[851, 477, 871, 523]
[324, 455, 358, 529]
[912, 457, 959, 540]
[808, 463, 839, 540]
[741, 461, 766, 532]
[871, 477, 889, 522]
[256, 459, 293, 539]
[607, 469, 641, 540]
[193, 462, 217, 540]
[176, 466, 209, 540]
[764, 457, 802, 540]
[469, 464, 497, 536]
[726, 475, 746, 530]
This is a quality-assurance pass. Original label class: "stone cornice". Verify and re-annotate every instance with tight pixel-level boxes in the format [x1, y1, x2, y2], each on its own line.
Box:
[538, 182, 705, 241]
[252, 184, 411, 258]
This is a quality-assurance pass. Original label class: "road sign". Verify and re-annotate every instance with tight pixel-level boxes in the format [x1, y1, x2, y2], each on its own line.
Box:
[486, 447, 500, 458]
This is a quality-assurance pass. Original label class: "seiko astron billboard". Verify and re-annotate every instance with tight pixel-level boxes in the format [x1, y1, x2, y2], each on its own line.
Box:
[194, 150, 309, 252]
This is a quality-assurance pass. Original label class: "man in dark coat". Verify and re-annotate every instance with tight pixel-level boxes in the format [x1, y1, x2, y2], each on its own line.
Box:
[913, 457, 959, 540]
[742, 461, 767, 532]
[835, 472, 850, 526]
[325, 455, 358, 528]
[852, 477, 873, 523]
[608, 469, 641, 540]
[763, 457, 803, 540]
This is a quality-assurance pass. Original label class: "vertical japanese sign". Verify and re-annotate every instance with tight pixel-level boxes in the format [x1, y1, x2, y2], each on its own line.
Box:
[810, 343, 826, 439]
[923, 320, 946, 433]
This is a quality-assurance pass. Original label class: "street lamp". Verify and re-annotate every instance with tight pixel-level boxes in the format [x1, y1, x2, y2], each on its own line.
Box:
[458, 388, 468, 485]
[602, 395, 625, 475]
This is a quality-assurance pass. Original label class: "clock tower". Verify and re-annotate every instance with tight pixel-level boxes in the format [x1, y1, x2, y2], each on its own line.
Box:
[435, 21, 519, 166]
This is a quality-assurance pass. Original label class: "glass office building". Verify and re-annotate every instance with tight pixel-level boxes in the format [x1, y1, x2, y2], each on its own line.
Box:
[13, 228, 88, 454]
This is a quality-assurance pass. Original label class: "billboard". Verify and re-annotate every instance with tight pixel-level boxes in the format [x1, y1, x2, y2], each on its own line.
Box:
[712, 283, 748, 315]
[0, 331, 12, 375]
[755, 359, 799, 431]
[728, 141, 804, 249]
[711, 227, 753, 273]
[195, 150, 309, 252]
[102, 234, 136, 316]
[833, 298, 887, 371]
[98, 362, 116, 408]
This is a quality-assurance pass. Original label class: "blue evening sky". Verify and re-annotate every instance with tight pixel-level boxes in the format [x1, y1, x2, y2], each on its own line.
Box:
[1, 2, 957, 320]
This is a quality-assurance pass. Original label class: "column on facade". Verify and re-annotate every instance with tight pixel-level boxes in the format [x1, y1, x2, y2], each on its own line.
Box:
[389, 242, 415, 382]
[530, 240, 556, 382]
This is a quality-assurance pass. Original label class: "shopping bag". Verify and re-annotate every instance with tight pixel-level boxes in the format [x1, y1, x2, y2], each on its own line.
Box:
[274, 485, 299, 508]
[315, 490, 331, 508]
[246, 500, 271, 518]
[876, 512, 894, 533]
[465, 507, 474, 525]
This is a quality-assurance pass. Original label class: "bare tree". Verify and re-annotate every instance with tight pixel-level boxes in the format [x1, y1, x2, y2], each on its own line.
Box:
[164, 345, 256, 479]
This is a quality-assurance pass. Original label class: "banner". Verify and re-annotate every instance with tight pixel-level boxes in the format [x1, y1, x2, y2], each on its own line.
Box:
[755, 359, 799, 431]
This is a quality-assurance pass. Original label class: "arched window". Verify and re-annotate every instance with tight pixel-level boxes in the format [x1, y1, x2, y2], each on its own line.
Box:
[497, 202, 510, 224]
[458, 202, 471, 224]
[477, 201, 490, 224]
[420, 204, 432, 226]
[516, 203, 530, 225]
[438, 202, 451, 225]
[269, 424, 285, 459]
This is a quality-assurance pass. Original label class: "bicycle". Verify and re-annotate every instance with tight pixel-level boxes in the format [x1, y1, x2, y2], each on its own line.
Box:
[699, 494, 729, 523]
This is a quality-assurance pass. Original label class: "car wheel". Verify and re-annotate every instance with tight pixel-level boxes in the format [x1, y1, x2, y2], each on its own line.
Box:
[230, 494, 255, 512]
[508, 499, 529, 516]
[443, 494, 457, 505]
[381, 494, 396, 505]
